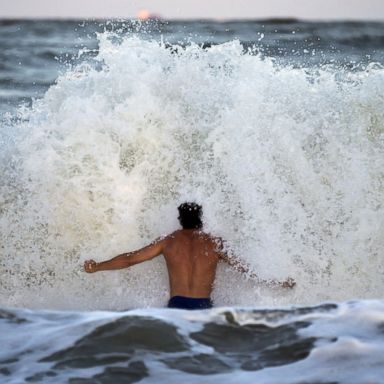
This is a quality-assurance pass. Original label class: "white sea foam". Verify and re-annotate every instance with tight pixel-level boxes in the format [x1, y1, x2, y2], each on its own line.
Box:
[1, 301, 384, 383]
[0, 35, 384, 309]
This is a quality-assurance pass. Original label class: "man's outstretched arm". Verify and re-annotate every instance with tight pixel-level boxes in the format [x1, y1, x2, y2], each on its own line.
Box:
[216, 240, 296, 288]
[84, 237, 168, 273]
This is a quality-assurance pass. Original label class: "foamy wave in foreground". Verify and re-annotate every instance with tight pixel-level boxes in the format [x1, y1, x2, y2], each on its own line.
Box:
[1, 301, 384, 383]
[1, 35, 384, 309]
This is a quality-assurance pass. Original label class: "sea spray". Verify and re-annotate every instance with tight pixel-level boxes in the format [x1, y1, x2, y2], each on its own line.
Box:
[1, 34, 384, 309]
[2, 301, 384, 383]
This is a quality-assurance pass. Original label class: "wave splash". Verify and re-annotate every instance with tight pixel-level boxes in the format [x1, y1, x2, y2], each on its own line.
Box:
[1, 34, 384, 309]
[1, 301, 384, 383]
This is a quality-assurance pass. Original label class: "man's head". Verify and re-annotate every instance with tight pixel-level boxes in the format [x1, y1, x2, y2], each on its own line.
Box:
[178, 202, 203, 229]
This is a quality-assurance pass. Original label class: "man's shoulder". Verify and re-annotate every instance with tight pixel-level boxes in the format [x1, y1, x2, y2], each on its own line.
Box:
[165, 229, 222, 245]
[200, 231, 220, 243]
[167, 229, 183, 238]
[161, 230, 183, 244]
[196, 231, 224, 249]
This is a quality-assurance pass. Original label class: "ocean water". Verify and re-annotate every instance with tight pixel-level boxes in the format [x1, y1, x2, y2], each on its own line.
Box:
[2, 301, 384, 383]
[1, 19, 384, 383]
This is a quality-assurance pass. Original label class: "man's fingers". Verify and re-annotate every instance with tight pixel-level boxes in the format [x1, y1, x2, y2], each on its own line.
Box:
[281, 278, 296, 288]
[84, 260, 96, 273]
[286, 278, 296, 288]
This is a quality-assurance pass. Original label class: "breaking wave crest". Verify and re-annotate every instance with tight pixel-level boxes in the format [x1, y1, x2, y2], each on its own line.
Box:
[1, 34, 384, 309]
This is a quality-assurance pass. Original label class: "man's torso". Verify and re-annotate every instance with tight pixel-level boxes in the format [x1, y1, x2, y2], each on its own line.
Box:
[162, 229, 221, 298]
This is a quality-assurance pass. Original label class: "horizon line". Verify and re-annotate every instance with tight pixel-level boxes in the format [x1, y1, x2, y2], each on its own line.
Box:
[1, 16, 383, 23]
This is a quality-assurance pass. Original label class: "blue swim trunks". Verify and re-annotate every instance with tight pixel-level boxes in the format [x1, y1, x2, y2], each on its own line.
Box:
[168, 296, 213, 310]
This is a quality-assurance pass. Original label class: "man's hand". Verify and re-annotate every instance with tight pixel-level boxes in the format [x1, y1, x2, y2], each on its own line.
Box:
[84, 259, 98, 273]
[280, 277, 296, 289]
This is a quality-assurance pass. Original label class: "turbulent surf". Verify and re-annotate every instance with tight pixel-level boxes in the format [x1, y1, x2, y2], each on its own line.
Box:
[1, 19, 384, 383]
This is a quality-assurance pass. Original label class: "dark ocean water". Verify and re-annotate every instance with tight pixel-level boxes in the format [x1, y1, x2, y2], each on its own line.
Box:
[1, 19, 384, 383]
[1, 19, 384, 115]
[2, 302, 384, 383]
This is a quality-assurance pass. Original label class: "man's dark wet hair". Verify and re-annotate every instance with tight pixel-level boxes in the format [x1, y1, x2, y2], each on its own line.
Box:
[178, 202, 203, 229]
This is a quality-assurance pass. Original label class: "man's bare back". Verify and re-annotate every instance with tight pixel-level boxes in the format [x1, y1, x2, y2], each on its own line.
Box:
[162, 229, 220, 298]
[84, 229, 222, 298]
[84, 202, 295, 309]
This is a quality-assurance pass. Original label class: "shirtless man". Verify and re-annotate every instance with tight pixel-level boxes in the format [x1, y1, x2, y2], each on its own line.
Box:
[84, 202, 295, 309]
